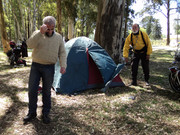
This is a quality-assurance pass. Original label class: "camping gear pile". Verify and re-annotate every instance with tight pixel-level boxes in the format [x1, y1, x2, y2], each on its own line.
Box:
[6, 41, 28, 67]
[53, 37, 125, 95]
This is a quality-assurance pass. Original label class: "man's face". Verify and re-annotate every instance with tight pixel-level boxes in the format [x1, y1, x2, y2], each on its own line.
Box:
[45, 24, 55, 37]
[132, 24, 139, 34]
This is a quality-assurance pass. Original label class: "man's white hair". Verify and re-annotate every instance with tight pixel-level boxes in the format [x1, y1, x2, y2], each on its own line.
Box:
[43, 16, 56, 26]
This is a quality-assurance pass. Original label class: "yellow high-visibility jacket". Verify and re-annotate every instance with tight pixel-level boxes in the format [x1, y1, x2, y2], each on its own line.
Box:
[123, 31, 152, 58]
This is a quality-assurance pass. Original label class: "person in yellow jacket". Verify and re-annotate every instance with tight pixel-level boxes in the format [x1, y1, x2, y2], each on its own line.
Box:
[123, 24, 152, 86]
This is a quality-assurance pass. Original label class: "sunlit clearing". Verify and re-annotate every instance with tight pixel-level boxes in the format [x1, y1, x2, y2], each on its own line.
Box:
[16, 91, 28, 103]
[0, 57, 7, 63]
[9, 67, 29, 73]
[8, 78, 27, 88]
[7, 112, 37, 135]
[111, 94, 136, 104]
[55, 95, 86, 106]
[0, 96, 12, 117]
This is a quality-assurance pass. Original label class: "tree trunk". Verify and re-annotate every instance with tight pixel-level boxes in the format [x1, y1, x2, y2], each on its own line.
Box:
[57, 0, 62, 34]
[27, 2, 33, 38]
[0, 0, 11, 53]
[94, 0, 125, 63]
[68, 17, 74, 39]
[124, 15, 128, 38]
[86, 23, 90, 37]
[94, 0, 103, 43]
[33, 0, 37, 32]
[13, 13, 23, 41]
[17, 0, 26, 39]
[167, 0, 170, 45]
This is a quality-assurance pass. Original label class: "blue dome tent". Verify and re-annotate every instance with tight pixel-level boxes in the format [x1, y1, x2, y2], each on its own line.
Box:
[53, 37, 125, 95]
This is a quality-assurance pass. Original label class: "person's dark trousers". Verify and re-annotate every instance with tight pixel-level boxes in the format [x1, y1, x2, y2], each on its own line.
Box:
[131, 52, 149, 83]
[28, 62, 55, 116]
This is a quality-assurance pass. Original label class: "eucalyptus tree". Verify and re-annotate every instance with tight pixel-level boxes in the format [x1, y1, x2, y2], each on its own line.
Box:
[141, 0, 180, 45]
[94, 0, 125, 63]
[8, 0, 25, 41]
[3, 0, 13, 40]
[0, 0, 11, 52]
[151, 19, 162, 39]
[140, 16, 156, 35]
[173, 20, 180, 35]
[140, 16, 162, 39]
[60, 0, 98, 39]
[123, 0, 135, 38]
[61, 0, 77, 39]
[75, 0, 98, 37]
[57, 0, 62, 34]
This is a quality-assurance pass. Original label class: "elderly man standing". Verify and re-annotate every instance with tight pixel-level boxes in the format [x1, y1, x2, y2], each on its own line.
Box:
[123, 24, 152, 86]
[23, 16, 67, 124]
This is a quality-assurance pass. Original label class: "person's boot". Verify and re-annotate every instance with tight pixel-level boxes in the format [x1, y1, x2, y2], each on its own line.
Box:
[129, 78, 137, 86]
[42, 114, 51, 124]
[23, 113, 37, 122]
[145, 81, 150, 86]
[130, 81, 137, 86]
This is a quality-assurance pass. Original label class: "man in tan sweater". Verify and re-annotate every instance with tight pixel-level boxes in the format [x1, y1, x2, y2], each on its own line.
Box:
[23, 16, 67, 124]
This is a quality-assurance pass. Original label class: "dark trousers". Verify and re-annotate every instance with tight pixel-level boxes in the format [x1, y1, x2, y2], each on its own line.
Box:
[28, 62, 55, 115]
[131, 53, 149, 82]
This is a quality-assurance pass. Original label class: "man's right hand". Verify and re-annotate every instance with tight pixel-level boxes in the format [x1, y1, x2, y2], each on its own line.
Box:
[40, 24, 48, 34]
[125, 57, 128, 63]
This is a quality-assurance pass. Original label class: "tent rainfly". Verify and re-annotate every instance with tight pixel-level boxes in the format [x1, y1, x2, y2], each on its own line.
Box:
[53, 37, 125, 95]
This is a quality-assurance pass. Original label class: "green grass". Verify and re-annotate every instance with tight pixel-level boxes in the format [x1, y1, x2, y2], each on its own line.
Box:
[151, 39, 167, 46]
[0, 48, 180, 135]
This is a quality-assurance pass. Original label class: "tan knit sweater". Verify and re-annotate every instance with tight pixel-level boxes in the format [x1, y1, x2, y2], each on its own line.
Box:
[27, 30, 67, 68]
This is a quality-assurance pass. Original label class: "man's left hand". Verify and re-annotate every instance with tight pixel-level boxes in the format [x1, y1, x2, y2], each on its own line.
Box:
[146, 55, 150, 60]
[60, 67, 66, 74]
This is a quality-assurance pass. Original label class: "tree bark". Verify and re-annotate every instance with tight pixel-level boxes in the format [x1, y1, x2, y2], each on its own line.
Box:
[94, 0, 103, 44]
[17, 0, 26, 39]
[57, 0, 62, 34]
[33, 0, 37, 32]
[0, 0, 11, 53]
[27, 2, 33, 38]
[13, 13, 23, 41]
[94, 0, 125, 63]
[123, 15, 128, 38]
[167, 0, 170, 45]
[68, 17, 74, 39]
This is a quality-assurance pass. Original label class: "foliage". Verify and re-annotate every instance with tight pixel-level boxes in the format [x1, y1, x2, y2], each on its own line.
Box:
[138, 0, 179, 45]
[123, 0, 135, 38]
[151, 19, 162, 40]
[75, 0, 98, 37]
[140, 16, 162, 40]
[41, 2, 57, 18]
[151, 39, 166, 46]
[173, 19, 180, 35]
[141, 16, 155, 35]
[1, 0, 98, 42]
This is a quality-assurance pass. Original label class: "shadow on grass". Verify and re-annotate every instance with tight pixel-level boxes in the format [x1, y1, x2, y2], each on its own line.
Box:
[0, 49, 179, 134]
[0, 71, 105, 135]
[27, 103, 105, 135]
[0, 64, 13, 71]
[105, 86, 136, 96]
[0, 79, 27, 134]
[0, 63, 31, 72]
[150, 84, 180, 101]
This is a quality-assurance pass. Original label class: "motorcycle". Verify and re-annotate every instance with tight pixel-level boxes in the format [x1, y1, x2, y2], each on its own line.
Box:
[169, 43, 180, 92]
[6, 41, 27, 67]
